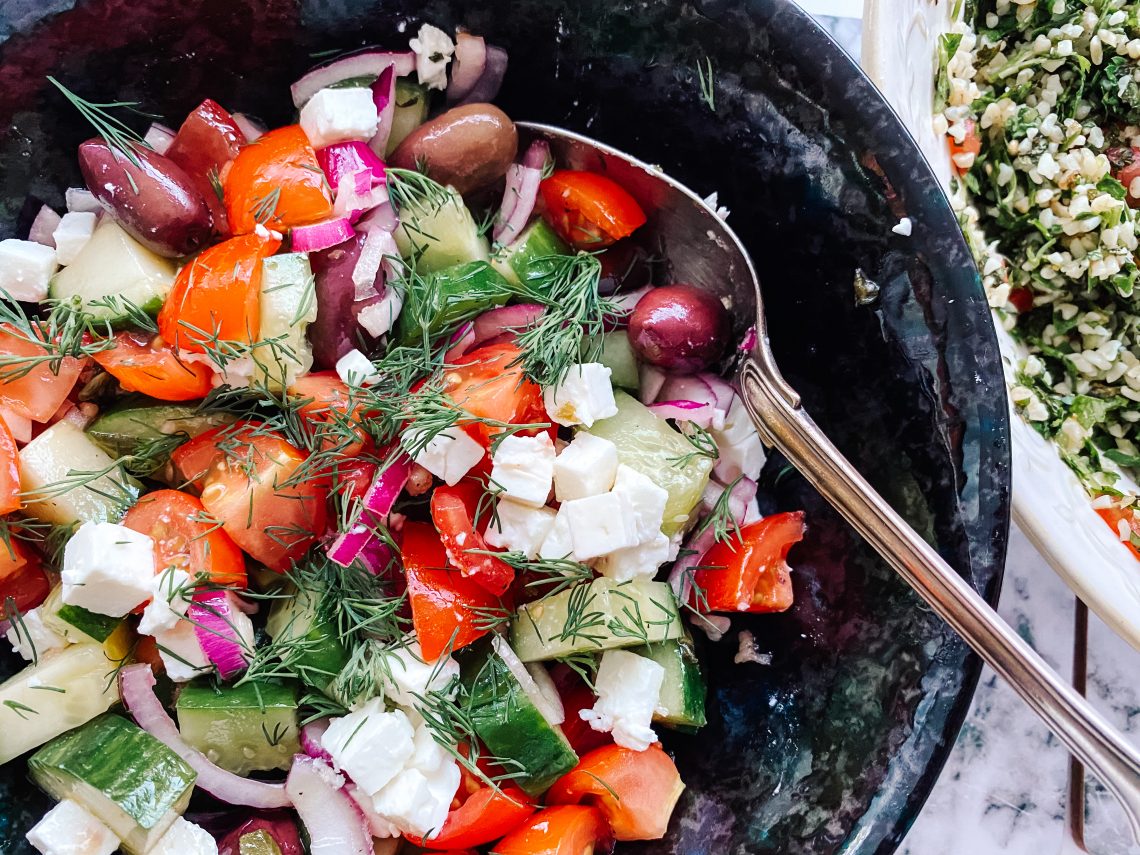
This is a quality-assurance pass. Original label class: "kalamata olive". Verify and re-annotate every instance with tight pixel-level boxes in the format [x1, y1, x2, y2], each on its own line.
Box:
[78, 138, 214, 257]
[598, 239, 653, 296]
[389, 103, 517, 196]
[308, 234, 377, 369]
[628, 284, 731, 373]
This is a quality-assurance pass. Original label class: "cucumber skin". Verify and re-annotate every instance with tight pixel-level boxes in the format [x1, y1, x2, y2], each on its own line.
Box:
[86, 402, 235, 462]
[583, 331, 640, 390]
[638, 636, 707, 731]
[266, 591, 349, 691]
[394, 260, 513, 346]
[56, 603, 121, 643]
[492, 219, 571, 288]
[176, 680, 300, 775]
[386, 79, 430, 157]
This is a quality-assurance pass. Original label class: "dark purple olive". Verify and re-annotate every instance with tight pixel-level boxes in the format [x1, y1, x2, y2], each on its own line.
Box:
[77, 138, 214, 257]
[628, 284, 731, 372]
[598, 239, 653, 296]
[309, 234, 370, 369]
[389, 103, 517, 196]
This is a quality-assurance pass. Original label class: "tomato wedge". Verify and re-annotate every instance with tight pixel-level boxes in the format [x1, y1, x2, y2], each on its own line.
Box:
[430, 482, 514, 596]
[442, 344, 549, 448]
[287, 371, 369, 458]
[540, 170, 646, 250]
[401, 521, 501, 661]
[0, 416, 20, 514]
[0, 540, 49, 615]
[224, 125, 333, 235]
[166, 98, 246, 234]
[547, 744, 685, 841]
[158, 232, 280, 353]
[692, 511, 805, 613]
[122, 489, 247, 586]
[0, 326, 85, 423]
[93, 331, 215, 401]
[493, 806, 614, 855]
[420, 761, 535, 850]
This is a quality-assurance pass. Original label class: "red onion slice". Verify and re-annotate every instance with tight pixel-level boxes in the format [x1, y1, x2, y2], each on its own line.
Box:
[285, 755, 375, 855]
[668, 527, 716, 603]
[119, 664, 290, 808]
[639, 364, 667, 405]
[317, 141, 386, 193]
[28, 205, 61, 247]
[291, 218, 355, 253]
[739, 325, 758, 352]
[334, 174, 389, 224]
[327, 453, 413, 568]
[291, 50, 415, 108]
[456, 45, 508, 106]
[701, 476, 758, 524]
[610, 285, 652, 318]
[352, 226, 399, 298]
[472, 303, 545, 347]
[649, 399, 720, 428]
[300, 719, 333, 762]
[232, 113, 265, 142]
[447, 32, 487, 102]
[143, 122, 176, 155]
[369, 65, 398, 157]
[697, 372, 737, 410]
[658, 374, 718, 407]
[445, 321, 476, 362]
[189, 591, 253, 680]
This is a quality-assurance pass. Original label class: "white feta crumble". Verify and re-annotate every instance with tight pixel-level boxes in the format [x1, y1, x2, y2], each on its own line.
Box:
[891, 217, 913, 237]
[64, 188, 102, 214]
[579, 649, 664, 751]
[154, 619, 211, 683]
[610, 464, 668, 543]
[701, 191, 731, 220]
[734, 630, 772, 665]
[6, 607, 67, 662]
[324, 699, 416, 795]
[51, 212, 97, 266]
[379, 640, 460, 709]
[597, 532, 671, 582]
[26, 798, 119, 855]
[404, 428, 484, 486]
[299, 87, 380, 149]
[0, 239, 58, 302]
[485, 498, 557, 558]
[357, 286, 405, 338]
[137, 567, 192, 637]
[61, 522, 156, 617]
[542, 363, 618, 427]
[369, 719, 461, 840]
[710, 396, 766, 482]
[561, 492, 639, 560]
[553, 431, 618, 501]
[490, 432, 556, 507]
[145, 817, 217, 855]
[538, 506, 578, 561]
[409, 24, 455, 91]
[335, 348, 381, 386]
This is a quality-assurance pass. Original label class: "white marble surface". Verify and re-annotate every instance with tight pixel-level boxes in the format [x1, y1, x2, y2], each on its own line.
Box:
[803, 8, 1140, 854]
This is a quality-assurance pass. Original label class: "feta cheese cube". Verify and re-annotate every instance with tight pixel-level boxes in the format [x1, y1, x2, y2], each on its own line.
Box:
[0, 239, 58, 302]
[6, 607, 67, 662]
[324, 699, 416, 795]
[380, 640, 460, 709]
[542, 363, 618, 427]
[404, 428, 484, 486]
[155, 619, 210, 683]
[138, 567, 192, 636]
[61, 522, 156, 617]
[409, 24, 455, 91]
[146, 817, 217, 855]
[597, 532, 671, 582]
[538, 506, 577, 561]
[711, 396, 766, 481]
[553, 431, 618, 501]
[486, 498, 557, 558]
[579, 649, 664, 751]
[490, 432, 555, 507]
[335, 348, 380, 386]
[369, 720, 460, 839]
[562, 492, 639, 560]
[349, 786, 400, 838]
[65, 188, 102, 214]
[51, 212, 97, 266]
[299, 87, 380, 149]
[26, 798, 119, 855]
[611, 464, 668, 543]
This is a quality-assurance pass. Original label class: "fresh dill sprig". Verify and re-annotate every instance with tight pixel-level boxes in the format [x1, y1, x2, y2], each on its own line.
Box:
[696, 56, 716, 112]
[47, 76, 154, 169]
[671, 423, 720, 468]
[385, 168, 454, 214]
[207, 166, 225, 203]
[696, 475, 744, 547]
[250, 187, 283, 226]
[0, 296, 116, 381]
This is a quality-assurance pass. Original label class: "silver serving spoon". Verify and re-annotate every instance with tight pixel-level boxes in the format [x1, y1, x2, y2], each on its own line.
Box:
[520, 121, 1140, 840]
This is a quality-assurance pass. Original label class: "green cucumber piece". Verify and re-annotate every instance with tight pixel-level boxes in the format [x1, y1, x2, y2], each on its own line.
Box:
[29, 713, 196, 854]
[510, 577, 683, 663]
[86, 400, 236, 464]
[394, 190, 490, 273]
[589, 390, 713, 535]
[637, 636, 706, 731]
[253, 252, 317, 390]
[266, 587, 348, 691]
[582, 330, 639, 390]
[40, 585, 122, 643]
[241, 830, 284, 855]
[20, 422, 142, 526]
[491, 219, 571, 288]
[0, 643, 120, 764]
[386, 78, 431, 157]
[48, 219, 176, 323]
[394, 260, 513, 345]
[461, 636, 578, 795]
[176, 679, 300, 775]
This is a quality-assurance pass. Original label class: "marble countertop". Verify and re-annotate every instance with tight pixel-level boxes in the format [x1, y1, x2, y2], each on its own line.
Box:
[805, 9, 1140, 854]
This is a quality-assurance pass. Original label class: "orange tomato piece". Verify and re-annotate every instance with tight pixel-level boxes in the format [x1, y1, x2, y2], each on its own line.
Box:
[93, 331, 215, 401]
[540, 170, 647, 250]
[0, 416, 19, 514]
[493, 806, 614, 855]
[0, 326, 85, 422]
[287, 371, 369, 458]
[441, 344, 549, 447]
[693, 511, 805, 613]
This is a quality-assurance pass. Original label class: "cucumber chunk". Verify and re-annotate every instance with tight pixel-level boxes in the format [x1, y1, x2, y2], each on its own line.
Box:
[582, 331, 639, 390]
[589, 390, 714, 535]
[48, 219, 176, 323]
[29, 713, 196, 855]
[40, 585, 122, 643]
[491, 219, 571, 288]
[176, 679, 300, 775]
[461, 636, 578, 795]
[0, 643, 120, 764]
[86, 400, 236, 462]
[20, 421, 142, 525]
[637, 635, 707, 731]
[253, 252, 317, 390]
[510, 577, 684, 663]
[394, 190, 490, 273]
[394, 260, 513, 345]
[266, 587, 348, 691]
[386, 78, 430, 156]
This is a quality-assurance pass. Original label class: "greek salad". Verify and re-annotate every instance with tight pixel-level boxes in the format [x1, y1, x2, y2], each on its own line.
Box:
[0, 23, 804, 855]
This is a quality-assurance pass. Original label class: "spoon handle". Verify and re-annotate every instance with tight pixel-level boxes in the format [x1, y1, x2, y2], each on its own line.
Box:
[739, 354, 1140, 842]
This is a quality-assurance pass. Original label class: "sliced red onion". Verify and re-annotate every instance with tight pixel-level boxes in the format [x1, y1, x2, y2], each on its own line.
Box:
[701, 476, 758, 525]
[472, 303, 545, 347]
[357, 200, 398, 234]
[456, 45, 508, 106]
[232, 113, 265, 143]
[609, 285, 652, 323]
[327, 454, 413, 567]
[369, 65, 398, 157]
[317, 142, 386, 193]
[0, 617, 10, 637]
[334, 173, 389, 224]
[143, 122, 176, 155]
[352, 226, 399, 298]
[494, 161, 543, 245]
[189, 591, 253, 680]
[356, 285, 405, 338]
[28, 205, 61, 247]
[119, 664, 291, 808]
[355, 537, 396, 576]
[649, 399, 720, 428]
[291, 50, 415, 108]
[739, 325, 758, 352]
[668, 527, 716, 604]
[639, 363, 667, 405]
[697, 372, 737, 410]
[522, 140, 550, 171]
[300, 719, 333, 762]
[445, 321, 476, 362]
[447, 32, 487, 103]
[292, 218, 354, 253]
[65, 188, 101, 214]
[285, 755, 375, 855]
[658, 374, 718, 407]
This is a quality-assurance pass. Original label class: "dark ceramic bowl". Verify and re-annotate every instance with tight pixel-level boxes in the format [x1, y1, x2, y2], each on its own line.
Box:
[0, 1, 1010, 852]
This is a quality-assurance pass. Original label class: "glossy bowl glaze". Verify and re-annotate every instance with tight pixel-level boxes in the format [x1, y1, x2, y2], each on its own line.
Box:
[0, 1, 1010, 852]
